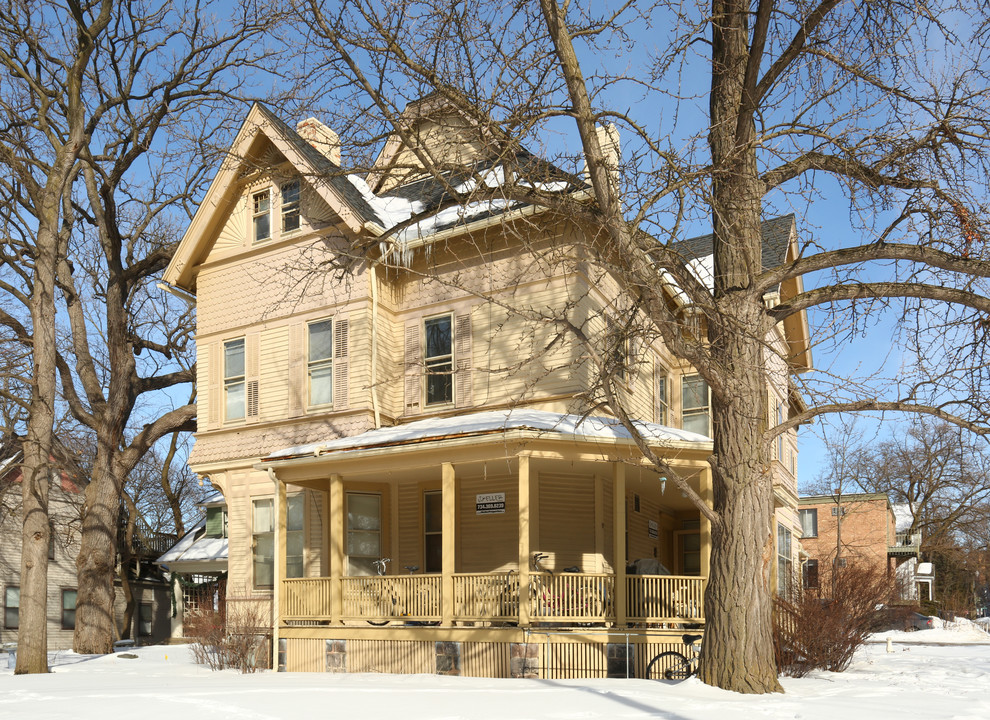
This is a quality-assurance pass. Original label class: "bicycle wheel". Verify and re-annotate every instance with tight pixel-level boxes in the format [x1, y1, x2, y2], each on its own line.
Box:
[646, 651, 694, 680]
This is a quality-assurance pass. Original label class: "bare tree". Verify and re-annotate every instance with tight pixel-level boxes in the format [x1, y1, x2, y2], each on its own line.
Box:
[0, 0, 277, 660]
[287, 0, 990, 693]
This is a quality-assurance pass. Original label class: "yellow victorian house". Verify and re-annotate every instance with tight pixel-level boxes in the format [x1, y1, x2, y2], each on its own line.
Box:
[162, 97, 809, 678]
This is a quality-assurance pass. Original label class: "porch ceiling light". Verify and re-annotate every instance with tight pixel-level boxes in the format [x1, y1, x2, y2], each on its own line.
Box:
[660, 476, 667, 495]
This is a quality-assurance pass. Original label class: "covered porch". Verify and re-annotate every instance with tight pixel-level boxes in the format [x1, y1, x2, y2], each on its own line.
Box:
[259, 411, 712, 661]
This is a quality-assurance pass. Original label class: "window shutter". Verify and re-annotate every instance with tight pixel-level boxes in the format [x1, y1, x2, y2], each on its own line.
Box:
[333, 318, 349, 411]
[454, 312, 472, 408]
[207, 342, 220, 428]
[404, 321, 422, 414]
[245, 333, 260, 422]
[205, 506, 223, 537]
[288, 323, 304, 418]
[654, 358, 666, 425]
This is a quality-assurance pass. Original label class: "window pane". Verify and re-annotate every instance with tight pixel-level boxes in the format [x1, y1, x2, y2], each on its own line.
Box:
[253, 191, 270, 241]
[424, 492, 442, 533]
[254, 499, 274, 533]
[139, 603, 153, 636]
[426, 359, 453, 405]
[62, 589, 77, 630]
[347, 494, 380, 530]
[254, 534, 274, 587]
[347, 530, 381, 558]
[286, 530, 304, 579]
[282, 180, 300, 232]
[309, 362, 333, 406]
[424, 316, 452, 358]
[682, 375, 708, 410]
[5, 587, 19, 630]
[682, 413, 709, 436]
[308, 320, 333, 362]
[425, 534, 442, 574]
[226, 381, 245, 420]
[287, 494, 304, 531]
[224, 339, 245, 378]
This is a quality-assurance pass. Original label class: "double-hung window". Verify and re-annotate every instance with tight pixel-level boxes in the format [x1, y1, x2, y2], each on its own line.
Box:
[138, 602, 153, 637]
[252, 189, 271, 242]
[224, 338, 246, 421]
[656, 366, 669, 425]
[4, 586, 18, 629]
[803, 559, 819, 590]
[424, 490, 442, 573]
[346, 492, 381, 576]
[286, 494, 305, 579]
[308, 319, 333, 407]
[681, 375, 711, 436]
[424, 314, 453, 406]
[799, 508, 818, 538]
[777, 524, 793, 597]
[61, 588, 77, 630]
[253, 498, 274, 589]
[281, 180, 300, 233]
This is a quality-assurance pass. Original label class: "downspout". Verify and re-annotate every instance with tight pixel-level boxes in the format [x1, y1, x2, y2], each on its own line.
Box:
[267, 467, 282, 668]
[370, 262, 382, 428]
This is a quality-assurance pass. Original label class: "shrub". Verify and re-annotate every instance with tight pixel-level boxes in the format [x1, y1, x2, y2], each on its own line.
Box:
[773, 560, 894, 677]
[189, 600, 270, 673]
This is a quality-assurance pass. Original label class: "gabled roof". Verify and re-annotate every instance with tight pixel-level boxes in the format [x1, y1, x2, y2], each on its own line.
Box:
[675, 214, 796, 294]
[164, 103, 383, 292]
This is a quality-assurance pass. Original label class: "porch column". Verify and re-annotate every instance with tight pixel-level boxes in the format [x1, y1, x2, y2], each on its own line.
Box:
[517, 454, 531, 627]
[273, 470, 287, 649]
[329, 473, 344, 624]
[441, 462, 456, 626]
[700, 465, 712, 591]
[613, 462, 627, 627]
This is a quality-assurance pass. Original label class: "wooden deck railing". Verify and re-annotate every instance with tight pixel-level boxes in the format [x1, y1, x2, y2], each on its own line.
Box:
[625, 575, 704, 623]
[279, 573, 705, 626]
[453, 572, 519, 621]
[340, 574, 442, 622]
[530, 572, 614, 622]
[281, 577, 333, 621]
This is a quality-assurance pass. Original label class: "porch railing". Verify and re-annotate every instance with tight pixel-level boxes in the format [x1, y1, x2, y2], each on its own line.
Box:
[340, 574, 442, 622]
[626, 575, 704, 623]
[281, 577, 333, 621]
[889, 532, 921, 554]
[453, 572, 519, 622]
[530, 572, 614, 622]
[279, 572, 705, 625]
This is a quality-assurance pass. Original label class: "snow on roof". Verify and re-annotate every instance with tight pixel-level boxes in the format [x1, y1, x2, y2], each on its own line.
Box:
[199, 490, 225, 506]
[265, 409, 711, 461]
[156, 518, 228, 565]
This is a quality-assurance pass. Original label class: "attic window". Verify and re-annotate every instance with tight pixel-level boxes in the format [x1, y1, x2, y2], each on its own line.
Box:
[253, 189, 271, 242]
[282, 180, 300, 232]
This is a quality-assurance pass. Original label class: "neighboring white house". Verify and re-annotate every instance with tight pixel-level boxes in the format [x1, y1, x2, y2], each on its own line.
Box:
[157, 491, 229, 639]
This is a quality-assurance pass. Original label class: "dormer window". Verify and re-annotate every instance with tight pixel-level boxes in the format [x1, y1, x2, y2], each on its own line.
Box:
[282, 180, 300, 233]
[253, 190, 271, 242]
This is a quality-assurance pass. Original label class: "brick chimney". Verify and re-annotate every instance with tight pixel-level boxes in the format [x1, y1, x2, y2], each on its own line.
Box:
[296, 117, 341, 165]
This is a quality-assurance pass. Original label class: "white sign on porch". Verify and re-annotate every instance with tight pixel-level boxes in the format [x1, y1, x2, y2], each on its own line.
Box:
[648, 519, 658, 539]
[476, 492, 505, 515]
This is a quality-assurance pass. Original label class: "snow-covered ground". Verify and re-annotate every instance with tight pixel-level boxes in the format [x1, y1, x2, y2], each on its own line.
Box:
[3, 620, 989, 720]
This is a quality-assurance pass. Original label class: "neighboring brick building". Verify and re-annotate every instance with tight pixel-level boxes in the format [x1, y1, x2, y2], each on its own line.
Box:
[797, 492, 921, 598]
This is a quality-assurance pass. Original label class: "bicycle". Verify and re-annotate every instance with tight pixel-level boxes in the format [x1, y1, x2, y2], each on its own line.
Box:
[365, 559, 439, 626]
[531, 552, 605, 623]
[646, 633, 702, 680]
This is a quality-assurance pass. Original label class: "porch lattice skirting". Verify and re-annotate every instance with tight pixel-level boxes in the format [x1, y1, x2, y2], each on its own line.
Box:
[280, 630, 700, 679]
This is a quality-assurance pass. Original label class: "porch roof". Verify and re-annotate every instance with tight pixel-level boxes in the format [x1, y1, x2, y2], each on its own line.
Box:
[156, 517, 228, 570]
[263, 409, 711, 463]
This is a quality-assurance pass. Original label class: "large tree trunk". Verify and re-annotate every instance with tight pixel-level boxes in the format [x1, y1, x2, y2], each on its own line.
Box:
[73, 451, 124, 654]
[16, 217, 61, 674]
[696, 0, 782, 693]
